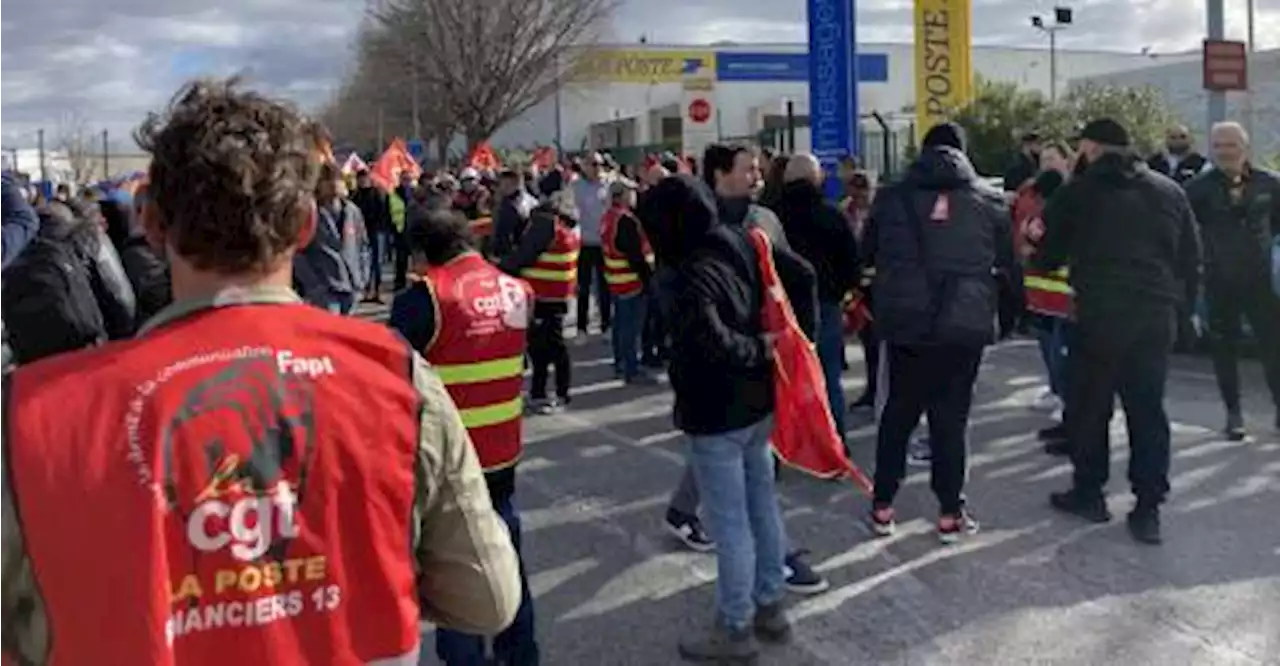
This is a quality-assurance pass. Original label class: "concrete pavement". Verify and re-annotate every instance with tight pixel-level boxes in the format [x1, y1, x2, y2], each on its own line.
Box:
[356, 298, 1280, 666]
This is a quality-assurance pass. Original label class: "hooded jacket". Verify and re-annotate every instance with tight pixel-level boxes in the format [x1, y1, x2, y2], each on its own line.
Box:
[637, 175, 773, 434]
[864, 146, 1013, 346]
[1035, 152, 1201, 320]
[777, 180, 861, 304]
[32, 201, 137, 339]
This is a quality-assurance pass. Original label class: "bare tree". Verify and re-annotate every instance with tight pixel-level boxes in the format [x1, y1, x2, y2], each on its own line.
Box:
[364, 0, 618, 149]
[55, 110, 98, 183]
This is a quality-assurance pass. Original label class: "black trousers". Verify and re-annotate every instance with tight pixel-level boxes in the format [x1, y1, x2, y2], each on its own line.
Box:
[857, 322, 880, 399]
[528, 305, 570, 400]
[392, 230, 411, 291]
[873, 344, 983, 515]
[1068, 307, 1174, 506]
[1206, 279, 1280, 413]
[575, 245, 612, 332]
[641, 288, 665, 362]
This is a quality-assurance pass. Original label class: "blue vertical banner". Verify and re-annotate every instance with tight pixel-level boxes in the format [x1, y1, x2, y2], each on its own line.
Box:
[807, 0, 858, 199]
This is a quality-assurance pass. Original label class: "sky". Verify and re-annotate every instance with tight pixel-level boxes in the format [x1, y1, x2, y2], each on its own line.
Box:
[2, 0, 1276, 151]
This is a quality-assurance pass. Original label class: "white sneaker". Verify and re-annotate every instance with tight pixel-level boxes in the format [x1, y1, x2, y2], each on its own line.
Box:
[1030, 389, 1062, 413]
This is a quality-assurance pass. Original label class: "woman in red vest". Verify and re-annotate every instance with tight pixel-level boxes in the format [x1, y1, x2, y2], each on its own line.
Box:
[600, 177, 658, 384]
[1014, 140, 1075, 451]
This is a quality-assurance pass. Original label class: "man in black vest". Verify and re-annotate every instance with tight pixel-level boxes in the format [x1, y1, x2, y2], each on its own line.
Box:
[1146, 124, 1209, 185]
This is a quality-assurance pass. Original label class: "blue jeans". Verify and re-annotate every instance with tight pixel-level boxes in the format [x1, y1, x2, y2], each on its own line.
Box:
[1034, 315, 1070, 397]
[610, 292, 646, 379]
[687, 416, 787, 631]
[323, 292, 355, 315]
[436, 493, 539, 665]
[817, 302, 847, 437]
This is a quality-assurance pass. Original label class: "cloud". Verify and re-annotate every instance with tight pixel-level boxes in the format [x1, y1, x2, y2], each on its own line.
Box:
[3, 0, 1276, 152]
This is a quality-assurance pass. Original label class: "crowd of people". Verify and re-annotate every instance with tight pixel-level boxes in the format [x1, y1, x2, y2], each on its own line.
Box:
[0, 75, 1277, 666]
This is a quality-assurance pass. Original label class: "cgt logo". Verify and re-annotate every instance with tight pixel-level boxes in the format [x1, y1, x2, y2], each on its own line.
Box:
[188, 481, 301, 562]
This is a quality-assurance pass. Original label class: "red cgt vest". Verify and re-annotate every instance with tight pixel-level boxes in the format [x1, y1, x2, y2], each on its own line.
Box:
[600, 205, 653, 297]
[424, 253, 530, 471]
[6, 303, 423, 666]
[520, 218, 580, 301]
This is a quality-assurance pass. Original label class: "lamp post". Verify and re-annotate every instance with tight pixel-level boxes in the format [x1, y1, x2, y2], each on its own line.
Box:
[1031, 6, 1073, 103]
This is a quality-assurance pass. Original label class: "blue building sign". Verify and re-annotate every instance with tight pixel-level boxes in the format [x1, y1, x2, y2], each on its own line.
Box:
[714, 51, 888, 83]
[807, 0, 858, 198]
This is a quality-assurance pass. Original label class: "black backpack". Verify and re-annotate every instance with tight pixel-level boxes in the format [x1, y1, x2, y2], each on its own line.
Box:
[1, 233, 107, 364]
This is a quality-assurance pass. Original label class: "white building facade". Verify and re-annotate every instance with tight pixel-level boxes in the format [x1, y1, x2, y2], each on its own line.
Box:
[491, 41, 1197, 168]
[1074, 48, 1280, 159]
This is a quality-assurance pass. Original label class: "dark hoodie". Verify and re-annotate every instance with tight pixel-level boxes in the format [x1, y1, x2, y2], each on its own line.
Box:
[28, 201, 137, 339]
[1036, 151, 1201, 319]
[863, 146, 1013, 346]
[778, 180, 861, 304]
[636, 175, 774, 435]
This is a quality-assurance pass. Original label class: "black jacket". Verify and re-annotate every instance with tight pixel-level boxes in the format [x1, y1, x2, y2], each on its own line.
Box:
[351, 186, 392, 234]
[491, 193, 525, 259]
[1002, 152, 1038, 192]
[1146, 151, 1209, 185]
[118, 234, 172, 326]
[777, 180, 861, 304]
[716, 196, 817, 337]
[40, 203, 137, 339]
[1036, 152, 1201, 320]
[638, 175, 802, 434]
[1184, 164, 1280, 289]
[865, 146, 1013, 347]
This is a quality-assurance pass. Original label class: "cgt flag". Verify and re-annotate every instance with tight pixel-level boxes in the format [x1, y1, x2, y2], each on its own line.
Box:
[369, 139, 421, 192]
[466, 142, 502, 171]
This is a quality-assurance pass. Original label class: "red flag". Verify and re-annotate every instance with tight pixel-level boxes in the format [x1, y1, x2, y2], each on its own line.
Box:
[369, 139, 421, 192]
[530, 146, 557, 170]
[748, 228, 873, 494]
[466, 142, 501, 171]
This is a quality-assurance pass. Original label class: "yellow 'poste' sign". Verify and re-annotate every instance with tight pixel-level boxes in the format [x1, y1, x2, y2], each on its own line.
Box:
[576, 49, 716, 83]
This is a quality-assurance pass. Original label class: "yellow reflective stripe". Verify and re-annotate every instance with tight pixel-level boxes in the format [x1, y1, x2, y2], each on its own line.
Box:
[458, 396, 523, 430]
[605, 272, 638, 284]
[604, 257, 630, 269]
[435, 355, 524, 385]
[522, 268, 576, 281]
[538, 252, 579, 263]
[1024, 276, 1072, 294]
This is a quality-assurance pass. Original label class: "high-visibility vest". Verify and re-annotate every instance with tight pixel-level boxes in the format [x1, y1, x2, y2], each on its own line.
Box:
[390, 192, 406, 233]
[424, 253, 530, 471]
[1025, 266, 1073, 318]
[600, 205, 653, 297]
[520, 218, 580, 301]
[5, 302, 423, 665]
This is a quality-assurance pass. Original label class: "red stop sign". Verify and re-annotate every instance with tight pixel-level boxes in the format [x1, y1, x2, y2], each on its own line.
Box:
[688, 98, 711, 124]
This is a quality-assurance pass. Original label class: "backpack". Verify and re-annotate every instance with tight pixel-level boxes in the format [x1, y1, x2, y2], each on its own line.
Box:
[1, 234, 107, 364]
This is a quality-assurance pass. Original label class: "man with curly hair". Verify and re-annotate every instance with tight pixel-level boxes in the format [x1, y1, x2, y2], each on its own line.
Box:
[1, 78, 521, 665]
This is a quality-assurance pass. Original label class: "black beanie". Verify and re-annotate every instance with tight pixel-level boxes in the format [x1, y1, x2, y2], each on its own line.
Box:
[922, 121, 967, 153]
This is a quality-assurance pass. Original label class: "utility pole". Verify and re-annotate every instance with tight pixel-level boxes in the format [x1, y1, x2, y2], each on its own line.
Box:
[1031, 7, 1074, 103]
[376, 106, 386, 150]
[37, 128, 46, 183]
[1243, 0, 1256, 139]
[553, 52, 564, 153]
[1206, 0, 1226, 130]
[102, 129, 110, 178]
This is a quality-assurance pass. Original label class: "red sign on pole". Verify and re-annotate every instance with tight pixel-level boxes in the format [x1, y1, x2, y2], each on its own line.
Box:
[1203, 39, 1248, 91]
[688, 98, 712, 124]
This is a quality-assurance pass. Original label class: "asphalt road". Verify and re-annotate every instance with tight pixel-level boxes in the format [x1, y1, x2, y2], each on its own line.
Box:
[357, 301, 1280, 666]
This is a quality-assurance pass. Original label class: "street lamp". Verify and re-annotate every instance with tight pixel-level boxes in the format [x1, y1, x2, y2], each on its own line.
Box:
[1031, 6, 1073, 103]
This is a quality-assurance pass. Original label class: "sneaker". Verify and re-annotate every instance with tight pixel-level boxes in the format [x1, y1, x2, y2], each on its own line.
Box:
[937, 509, 980, 544]
[1049, 488, 1112, 523]
[1043, 439, 1071, 456]
[783, 550, 828, 595]
[1126, 506, 1162, 545]
[625, 372, 660, 386]
[1225, 411, 1247, 441]
[906, 436, 932, 467]
[665, 509, 715, 553]
[677, 621, 759, 664]
[534, 398, 564, 416]
[848, 392, 875, 412]
[1037, 423, 1067, 442]
[752, 602, 792, 643]
[1030, 389, 1062, 413]
[868, 504, 896, 537]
